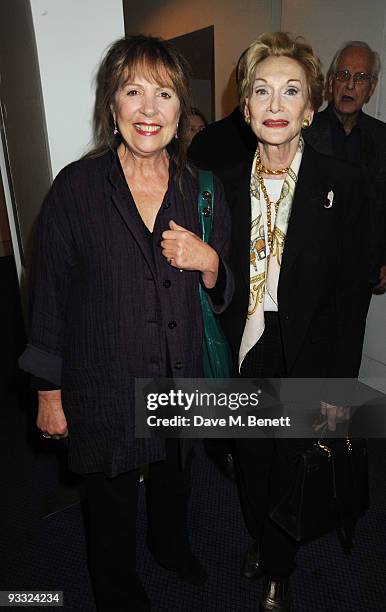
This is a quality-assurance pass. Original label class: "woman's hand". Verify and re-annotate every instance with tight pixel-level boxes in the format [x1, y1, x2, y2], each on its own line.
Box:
[37, 390, 68, 438]
[161, 220, 219, 288]
[374, 264, 386, 293]
[315, 402, 350, 432]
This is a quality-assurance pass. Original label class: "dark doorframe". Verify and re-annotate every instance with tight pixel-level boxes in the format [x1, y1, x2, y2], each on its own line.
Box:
[169, 26, 215, 123]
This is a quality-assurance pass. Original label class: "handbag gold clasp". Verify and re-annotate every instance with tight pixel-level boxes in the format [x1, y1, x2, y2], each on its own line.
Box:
[317, 440, 332, 459]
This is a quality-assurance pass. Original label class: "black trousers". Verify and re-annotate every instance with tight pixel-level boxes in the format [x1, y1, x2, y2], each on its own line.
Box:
[82, 440, 193, 612]
[236, 312, 310, 579]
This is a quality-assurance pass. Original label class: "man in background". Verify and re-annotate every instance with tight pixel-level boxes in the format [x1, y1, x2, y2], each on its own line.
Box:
[305, 41, 386, 293]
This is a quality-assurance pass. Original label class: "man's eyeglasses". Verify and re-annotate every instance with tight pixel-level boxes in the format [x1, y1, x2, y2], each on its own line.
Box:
[334, 70, 373, 84]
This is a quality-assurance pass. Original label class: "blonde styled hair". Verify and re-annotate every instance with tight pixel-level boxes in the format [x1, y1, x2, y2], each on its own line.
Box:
[238, 32, 324, 112]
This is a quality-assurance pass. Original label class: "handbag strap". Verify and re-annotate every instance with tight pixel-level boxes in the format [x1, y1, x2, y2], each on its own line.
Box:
[198, 170, 214, 243]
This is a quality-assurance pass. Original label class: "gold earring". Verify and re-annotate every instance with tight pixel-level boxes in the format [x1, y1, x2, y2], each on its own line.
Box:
[245, 116, 251, 125]
[302, 118, 310, 129]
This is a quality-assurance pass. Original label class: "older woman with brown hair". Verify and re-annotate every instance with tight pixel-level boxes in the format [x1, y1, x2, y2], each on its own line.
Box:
[215, 32, 370, 611]
[19, 35, 232, 611]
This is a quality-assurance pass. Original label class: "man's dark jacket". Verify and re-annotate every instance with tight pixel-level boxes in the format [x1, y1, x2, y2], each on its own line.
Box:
[304, 105, 386, 283]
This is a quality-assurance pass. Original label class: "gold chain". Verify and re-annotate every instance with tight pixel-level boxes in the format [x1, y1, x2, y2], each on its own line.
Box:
[255, 148, 289, 176]
[255, 159, 286, 253]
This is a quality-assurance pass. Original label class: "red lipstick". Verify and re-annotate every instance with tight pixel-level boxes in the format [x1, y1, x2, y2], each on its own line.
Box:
[263, 119, 289, 127]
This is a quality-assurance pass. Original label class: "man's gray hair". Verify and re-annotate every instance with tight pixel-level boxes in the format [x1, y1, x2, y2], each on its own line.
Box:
[329, 40, 381, 80]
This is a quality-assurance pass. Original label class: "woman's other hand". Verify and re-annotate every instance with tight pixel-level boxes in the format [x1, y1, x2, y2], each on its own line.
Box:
[317, 402, 350, 432]
[161, 220, 219, 288]
[37, 390, 68, 438]
[374, 264, 386, 293]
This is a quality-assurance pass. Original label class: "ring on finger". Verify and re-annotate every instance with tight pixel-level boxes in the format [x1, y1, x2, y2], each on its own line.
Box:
[42, 432, 62, 440]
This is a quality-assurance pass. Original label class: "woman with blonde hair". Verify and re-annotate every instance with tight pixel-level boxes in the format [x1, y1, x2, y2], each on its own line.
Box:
[216, 32, 369, 611]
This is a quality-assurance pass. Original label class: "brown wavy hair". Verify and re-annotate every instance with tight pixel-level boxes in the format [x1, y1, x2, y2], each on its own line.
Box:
[238, 32, 324, 113]
[87, 35, 192, 188]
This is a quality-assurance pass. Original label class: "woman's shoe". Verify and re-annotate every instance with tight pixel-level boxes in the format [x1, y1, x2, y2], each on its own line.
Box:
[259, 577, 291, 611]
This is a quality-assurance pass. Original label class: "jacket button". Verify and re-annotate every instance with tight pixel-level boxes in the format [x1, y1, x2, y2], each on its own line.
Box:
[163, 280, 171, 288]
[168, 321, 177, 329]
[163, 201, 171, 209]
[174, 361, 183, 369]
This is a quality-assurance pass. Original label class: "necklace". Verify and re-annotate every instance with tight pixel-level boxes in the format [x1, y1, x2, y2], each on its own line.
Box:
[255, 148, 289, 176]
[255, 159, 286, 253]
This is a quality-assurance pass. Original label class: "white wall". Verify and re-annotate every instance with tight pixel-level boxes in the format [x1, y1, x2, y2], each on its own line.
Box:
[123, 0, 272, 118]
[360, 295, 386, 393]
[30, 0, 125, 178]
[378, 7, 386, 121]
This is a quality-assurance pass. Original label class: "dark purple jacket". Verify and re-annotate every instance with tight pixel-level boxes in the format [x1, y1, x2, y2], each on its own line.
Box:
[20, 150, 232, 476]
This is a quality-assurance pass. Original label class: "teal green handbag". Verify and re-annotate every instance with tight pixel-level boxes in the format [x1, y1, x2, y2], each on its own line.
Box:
[198, 170, 232, 378]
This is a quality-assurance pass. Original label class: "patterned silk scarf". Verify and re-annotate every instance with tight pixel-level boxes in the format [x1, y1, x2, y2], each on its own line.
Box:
[239, 137, 304, 370]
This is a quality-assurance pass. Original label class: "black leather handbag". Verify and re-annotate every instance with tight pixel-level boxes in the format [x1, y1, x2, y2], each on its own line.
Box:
[270, 435, 369, 550]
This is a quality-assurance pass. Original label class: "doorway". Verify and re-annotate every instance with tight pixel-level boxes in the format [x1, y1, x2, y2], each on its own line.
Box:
[169, 26, 215, 124]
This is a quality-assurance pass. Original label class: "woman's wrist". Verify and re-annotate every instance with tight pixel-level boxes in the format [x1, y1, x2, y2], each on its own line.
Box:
[201, 248, 219, 288]
[38, 389, 61, 398]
